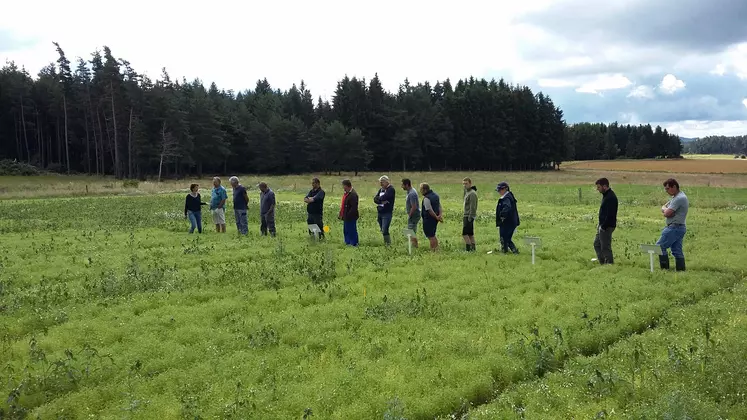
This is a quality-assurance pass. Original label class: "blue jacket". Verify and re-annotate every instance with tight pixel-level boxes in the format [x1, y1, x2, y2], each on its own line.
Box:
[496, 191, 520, 227]
[374, 185, 396, 214]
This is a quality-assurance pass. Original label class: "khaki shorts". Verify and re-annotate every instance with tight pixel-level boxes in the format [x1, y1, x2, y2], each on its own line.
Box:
[212, 208, 226, 225]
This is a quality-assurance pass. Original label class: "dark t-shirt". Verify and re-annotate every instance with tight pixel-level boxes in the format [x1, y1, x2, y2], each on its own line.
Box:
[233, 185, 248, 210]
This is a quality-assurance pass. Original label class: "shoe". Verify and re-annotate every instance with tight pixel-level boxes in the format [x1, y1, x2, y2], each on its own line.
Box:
[675, 257, 686, 272]
[470, 244, 476, 252]
[659, 254, 670, 270]
[465, 244, 471, 252]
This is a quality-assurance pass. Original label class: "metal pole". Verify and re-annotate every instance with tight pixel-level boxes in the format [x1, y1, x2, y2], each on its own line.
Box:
[531, 244, 536, 265]
[407, 234, 412, 255]
[649, 251, 654, 273]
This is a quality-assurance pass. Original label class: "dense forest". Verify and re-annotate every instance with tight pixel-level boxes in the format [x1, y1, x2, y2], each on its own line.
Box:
[0, 44, 683, 179]
[683, 135, 747, 155]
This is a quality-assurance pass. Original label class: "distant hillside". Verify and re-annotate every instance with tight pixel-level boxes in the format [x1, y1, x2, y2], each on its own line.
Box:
[683, 135, 747, 154]
[679, 137, 695, 142]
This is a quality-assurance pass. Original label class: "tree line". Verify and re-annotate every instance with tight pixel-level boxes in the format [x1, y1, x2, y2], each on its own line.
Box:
[683, 136, 747, 155]
[0, 44, 683, 179]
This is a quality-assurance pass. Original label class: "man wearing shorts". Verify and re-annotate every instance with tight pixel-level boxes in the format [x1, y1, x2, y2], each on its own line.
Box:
[462, 177, 478, 252]
[420, 182, 443, 251]
[401, 178, 419, 249]
[209, 177, 228, 233]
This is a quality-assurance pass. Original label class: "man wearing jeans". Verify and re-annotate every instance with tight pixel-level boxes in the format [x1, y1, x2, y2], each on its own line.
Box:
[657, 178, 689, 271]
[258, 182, 276, 237]
[401, 178, 419, 249]
[229, 176, 249, 235]
[304, 177, 326, 239]
[594, 177, 618, 264]
[373, 175, 396, 246]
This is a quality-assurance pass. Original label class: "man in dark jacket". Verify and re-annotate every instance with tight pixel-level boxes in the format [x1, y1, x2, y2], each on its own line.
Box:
[373, 175, 396, 246]
[304, 177, 326, 239]
[339, 179, 359, 246]
[420, 182, 443, 251]
[594, 177, 618, 264]
[496, 181, 520, 254]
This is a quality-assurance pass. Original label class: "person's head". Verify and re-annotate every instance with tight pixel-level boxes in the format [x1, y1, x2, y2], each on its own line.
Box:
[595, 177, 610, 193]
[342, 179, 352, 192]
[419, 182, 431, 195]
[379, 175, 390, 188]
[401, 178, 412, 191]
[496, 181, 510, 196]
[212, 177, 221, 187]
[463, 177, 472, 190]
[663, 178, 680, 196]
[229, 176, 239, 188]
[190, 183, 199, 193]
[311, 177, 320, 189]
[258, 181, 268, 192]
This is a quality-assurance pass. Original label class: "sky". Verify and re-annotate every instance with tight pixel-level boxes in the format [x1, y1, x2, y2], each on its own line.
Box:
[2, 0, 747, 138]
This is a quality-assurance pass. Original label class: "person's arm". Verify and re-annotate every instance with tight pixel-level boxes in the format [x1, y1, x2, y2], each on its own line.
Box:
[382, 186, 394, 204]
[218, 189, 227, 209]
[599, 197, 608, 229]
[663, 196, 678, 218]
[468, 194, 477, 221]
[268, 191, 276, 213]
[350, 193, 359, 214]
[184, 195, 189, 217]
[499, 198, 512, 221]
[243, 189, 249, 205]
[407, 195, 417, 217]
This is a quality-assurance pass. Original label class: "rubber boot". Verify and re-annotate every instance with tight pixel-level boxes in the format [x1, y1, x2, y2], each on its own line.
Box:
[509, 244, 519, 254]
[470, 244, 476, 252]
[675, 257, 686, 272]
[659, 254, 670, 270]
[500, 238, 508, 254]
[383, 235, 391, 246]
[465, 244, 471, 252]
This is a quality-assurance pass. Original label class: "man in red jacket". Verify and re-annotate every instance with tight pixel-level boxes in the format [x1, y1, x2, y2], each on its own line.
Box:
[339, 179, 359, 246]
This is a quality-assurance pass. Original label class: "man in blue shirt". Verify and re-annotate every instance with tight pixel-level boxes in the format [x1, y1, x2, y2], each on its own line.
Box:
[229, 176, 249, 235]
[209, 177, 228, 233]
[656, 178, 689, 271]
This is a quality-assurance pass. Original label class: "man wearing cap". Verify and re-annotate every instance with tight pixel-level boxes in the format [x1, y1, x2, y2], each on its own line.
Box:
[229, 176, 249, 235]
[258, 181, 276, 237]
[373, 175, 396, 246]
[495, 181, 520, 254]
[656, 178, 689, 271]
[594, 177, 618, 264]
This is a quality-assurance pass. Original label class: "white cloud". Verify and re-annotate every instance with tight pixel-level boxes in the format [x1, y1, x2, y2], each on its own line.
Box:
[575, 74, 632, 94]
[660, 120, 747, 138]
[743, 98, 747, 109]
[627, 85, 655, 99]
[710, 64, 726, 76]
[537, 78, 577, 88]
[658, 74, 686, 94]
[0, 0, 555, 100]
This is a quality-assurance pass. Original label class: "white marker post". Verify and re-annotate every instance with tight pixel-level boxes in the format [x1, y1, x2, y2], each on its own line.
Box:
[523, 236, 542, 265]
[640, 244, 663, 273]
[402, 228, 416, 255]
[307, 224, 322, 241]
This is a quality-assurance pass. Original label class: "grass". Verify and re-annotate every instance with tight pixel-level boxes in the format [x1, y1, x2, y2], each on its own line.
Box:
[1, 170, 746, 418]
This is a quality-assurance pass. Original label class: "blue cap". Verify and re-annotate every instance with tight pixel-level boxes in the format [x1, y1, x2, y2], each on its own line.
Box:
[496, 182, 509, 191]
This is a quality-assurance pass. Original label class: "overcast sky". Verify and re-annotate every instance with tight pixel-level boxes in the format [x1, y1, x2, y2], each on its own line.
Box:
[2, 0, 746, 138]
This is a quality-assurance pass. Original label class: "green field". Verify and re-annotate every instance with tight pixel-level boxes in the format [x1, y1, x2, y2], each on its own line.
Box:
[1, 171, 746, 419]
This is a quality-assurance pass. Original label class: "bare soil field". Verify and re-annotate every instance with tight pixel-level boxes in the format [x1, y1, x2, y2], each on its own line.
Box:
[565, 158, 747, 175]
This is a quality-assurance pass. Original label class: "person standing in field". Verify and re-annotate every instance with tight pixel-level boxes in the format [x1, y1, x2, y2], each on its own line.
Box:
[229, 176, 249, 236]
[656, 178, 689, 271]
[373, 175, 396, 246]
[495, 181, 520, 254]
[462, 177, 478, 252]
[258, 182, 276, 237]
[304, 177, 326, 239]
[339, 179, 359, 246]
[184, 183, 207, 234]
[593, 178, 618, 264]
[209, 177, 228, 233]
[401, 178, 420, 249]
[420, 182, 443, 251]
